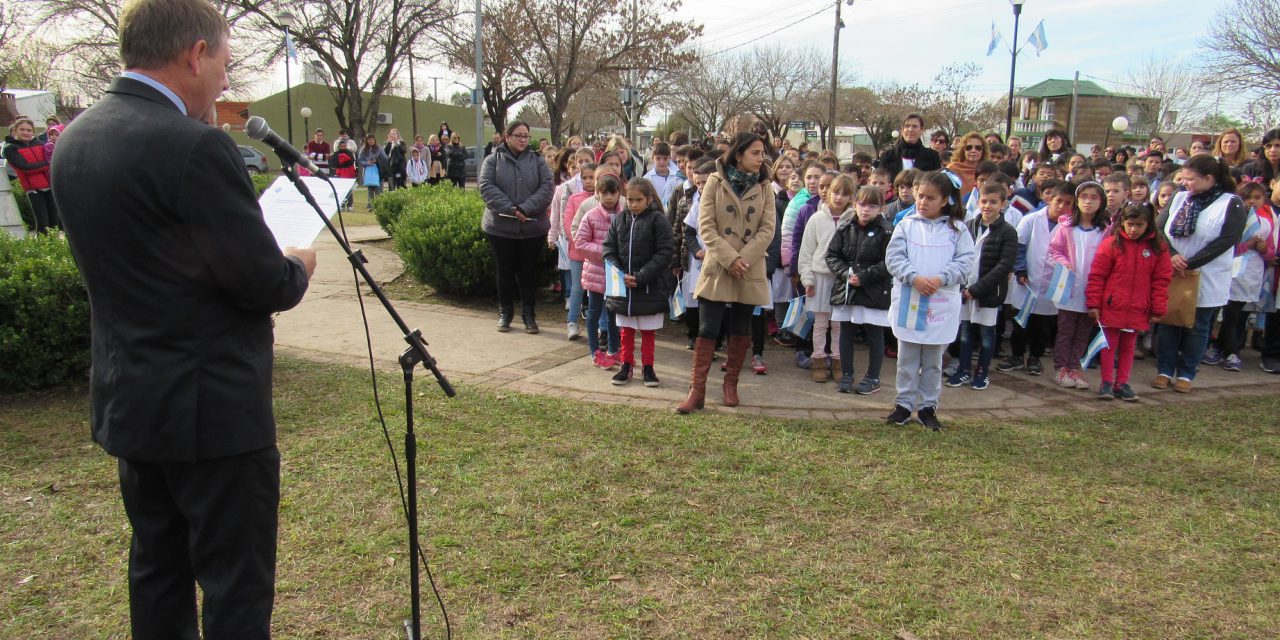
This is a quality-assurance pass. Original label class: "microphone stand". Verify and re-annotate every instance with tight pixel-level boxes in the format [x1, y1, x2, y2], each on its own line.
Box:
[277, 161, 454, 640]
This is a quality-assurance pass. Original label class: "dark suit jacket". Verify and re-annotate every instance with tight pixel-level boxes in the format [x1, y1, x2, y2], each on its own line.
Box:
[53, 76, 310, 462]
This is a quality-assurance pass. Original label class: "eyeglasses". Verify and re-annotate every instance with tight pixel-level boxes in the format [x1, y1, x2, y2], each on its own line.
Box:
[964, 145, 983, 151]
[509, 134, 531, 140]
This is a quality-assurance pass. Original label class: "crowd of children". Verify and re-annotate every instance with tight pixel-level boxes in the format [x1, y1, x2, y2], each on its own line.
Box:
[537, 119, 1279, 432]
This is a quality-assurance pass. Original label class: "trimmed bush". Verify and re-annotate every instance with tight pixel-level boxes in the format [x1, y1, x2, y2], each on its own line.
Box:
[251, 172, 273, 196]
[373, 183, 449, 234]
[393, 186, 496, 297]
[9, 180, 33, 230]
[0, 233, 91, 391]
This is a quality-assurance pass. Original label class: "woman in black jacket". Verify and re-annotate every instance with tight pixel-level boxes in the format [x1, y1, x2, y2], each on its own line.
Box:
[825, 186, 893, 394]
[602, 178, 675, 386]
[383, 129, 408, 190]
[949, 182, 1019, 390]
[445, 133, 469, 188]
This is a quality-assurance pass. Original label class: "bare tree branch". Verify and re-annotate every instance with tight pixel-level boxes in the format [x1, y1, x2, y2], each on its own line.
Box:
[1122, 54, 1209, 137]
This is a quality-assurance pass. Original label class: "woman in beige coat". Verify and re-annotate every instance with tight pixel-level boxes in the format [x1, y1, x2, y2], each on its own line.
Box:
[677, 132, 776, 413]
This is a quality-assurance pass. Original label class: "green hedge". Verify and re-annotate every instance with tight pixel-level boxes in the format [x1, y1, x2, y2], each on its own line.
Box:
[9, 180, 33, 230]
[0, 233, 91, 391]
[372, 183, 451, 234]
[251, 172, 273, 196]
[393, 186, 496, 297]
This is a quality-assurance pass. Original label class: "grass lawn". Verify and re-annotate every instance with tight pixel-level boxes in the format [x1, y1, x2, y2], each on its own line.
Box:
[2, 357, 1278, 638]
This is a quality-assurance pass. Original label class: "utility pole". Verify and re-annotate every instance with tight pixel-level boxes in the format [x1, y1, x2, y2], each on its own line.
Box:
[474, 0, 484, 170]
[1068, 70, 1080, 141]
[427, 76, 444, 103]
[829, 0, 851, 151]
[408, 55, 418, 138]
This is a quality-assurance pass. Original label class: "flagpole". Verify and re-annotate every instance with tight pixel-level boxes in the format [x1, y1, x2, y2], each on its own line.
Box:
[1005, 0, 1025, 139]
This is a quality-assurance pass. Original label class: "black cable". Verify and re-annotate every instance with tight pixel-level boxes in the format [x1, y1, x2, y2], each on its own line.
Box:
[332, 181, 452, 639]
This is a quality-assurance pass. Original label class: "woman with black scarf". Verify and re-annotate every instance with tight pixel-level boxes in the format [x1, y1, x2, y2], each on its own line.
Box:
[874, 113, 941, 181]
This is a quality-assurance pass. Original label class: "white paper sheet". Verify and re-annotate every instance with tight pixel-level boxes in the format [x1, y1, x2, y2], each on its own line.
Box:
[258, 176, 357, 249]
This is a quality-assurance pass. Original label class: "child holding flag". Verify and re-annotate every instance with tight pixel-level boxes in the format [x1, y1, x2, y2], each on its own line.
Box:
[885, 171, 976, 431]
[1203, 181, 1271, 370]
[1000, 180, 1072, 376]
[1086, 204, 1172, 400]
[1047, 182, 1110, 389]
[575, 174, 625, 369]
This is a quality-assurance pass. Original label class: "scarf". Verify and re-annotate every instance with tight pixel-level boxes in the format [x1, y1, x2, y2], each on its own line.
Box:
[1170, 185, 1224, 238]
[724, 164, 757, 198]
[898, 139, 925, 160]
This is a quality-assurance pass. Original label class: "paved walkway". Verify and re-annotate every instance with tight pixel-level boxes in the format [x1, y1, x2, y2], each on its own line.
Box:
[273, 226, 1279, 420]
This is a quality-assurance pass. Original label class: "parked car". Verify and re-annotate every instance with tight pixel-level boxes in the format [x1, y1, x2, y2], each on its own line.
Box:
[238, 145, 269, 174]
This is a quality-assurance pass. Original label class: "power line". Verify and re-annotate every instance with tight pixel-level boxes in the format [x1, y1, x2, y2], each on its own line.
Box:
[699, 4, 832, 58]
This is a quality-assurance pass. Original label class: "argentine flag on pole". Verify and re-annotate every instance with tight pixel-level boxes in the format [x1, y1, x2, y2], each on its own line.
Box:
[1080, 326, 1109, 369]
[1027, 20, 1048, 56]
[605, 262, 627, 297]
[987, 22, 1003, 56]
[1047, 263, 1075, 307]
[285, 32, 299, 61]
[897, 284, 931, 332]
[1015, 288, 1037, 328]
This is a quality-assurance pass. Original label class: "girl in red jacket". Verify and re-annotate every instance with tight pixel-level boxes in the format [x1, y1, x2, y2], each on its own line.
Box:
[3, 117, 57, 233]
[1086, 204, 1173, 401]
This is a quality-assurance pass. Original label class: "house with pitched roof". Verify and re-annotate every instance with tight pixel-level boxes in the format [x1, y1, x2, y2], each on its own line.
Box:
[1012, 78, 1159, 151]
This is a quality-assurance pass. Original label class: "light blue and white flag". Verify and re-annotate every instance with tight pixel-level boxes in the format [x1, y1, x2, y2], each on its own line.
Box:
[965, 186, 981, 221]
[1047, 263, 1075, 307]
[1015, 288, 1037, 328]
[669, 283, 686, 320]
[1080, 325, 1109, 369]
[285, 32, 299, 61]
[782, 295, 806, 331]
[1027, 20, 1048, 56]
[793, 311, 815, 339]
[605, 261, 627, 297]
[987, 22, 1003, 56]
[896, 284, 931, 332]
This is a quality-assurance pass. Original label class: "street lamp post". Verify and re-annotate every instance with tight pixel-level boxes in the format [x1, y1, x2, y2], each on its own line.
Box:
[277, 11, 296, 147]
[301, 106, 312, 138]
[1004, 0, 1025, 140]
[1103, 115, 1129, 153]
[408, 55, 418, 139]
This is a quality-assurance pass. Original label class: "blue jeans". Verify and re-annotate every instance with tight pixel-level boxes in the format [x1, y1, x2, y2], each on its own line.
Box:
[586, 291, 620, 355]
[565, 260, 584, 324]
[1156, 306, 1218, 380]
[955, 320, 997, 376]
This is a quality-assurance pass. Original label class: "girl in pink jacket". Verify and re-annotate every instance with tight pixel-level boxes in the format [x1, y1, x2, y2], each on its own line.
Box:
[574, 174, 624, 368]
[1047, 181, 1109, 389]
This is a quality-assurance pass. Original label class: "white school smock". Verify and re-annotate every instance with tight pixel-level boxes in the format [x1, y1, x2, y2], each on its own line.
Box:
[1012, 208, 1059, 316]
[1001, 205, 1026, 305]
[1165, 191, 1237, 308]
[1053, 224, 1106, 313]
[888, 217, 967, 344]
[1229, 213, 1272, 303]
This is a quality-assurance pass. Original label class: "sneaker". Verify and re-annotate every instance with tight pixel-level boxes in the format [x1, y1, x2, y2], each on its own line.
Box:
[686, 338, 696, 350]
[835, 373, 854, 393]
[918, 406, 943, 432]
[751, 354, 768, 375]
[641, 365, 660, 387]
[772, 333, 796, 347]
[886, 404, 914, 425]
[1221, 354, 1242, 371]
[1113, 383, 1138, 401]
[1097, 381, 1114, 400]
[795, 352, 812, 369]
[1173, 377, 1192, 393]
[1261, 358, 1280, 374]
[567, 322, 581, 341]
[767, 317, 779, 336]
[1151, 374, 1171, 389]
[592, 350, 608, 368]
[855, 377, 882, 395]
[1055, 368, 1075, 388]
[996, 355, 1024, 372]
[943, 361, 959, 378]
[1200, 344, 1222, 365]
[970, 373, 989, 390]
[811, 360, 830, 382]
[1072, 369, 1090, 390]
[945, 371, 971, 387]
[1026, 357, 1043, 376]
[611, 362, 633, 385]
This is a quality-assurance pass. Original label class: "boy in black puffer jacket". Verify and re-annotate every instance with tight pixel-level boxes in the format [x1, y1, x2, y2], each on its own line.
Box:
[603, 178, 675, 387]
[948, 181, 1019, 390]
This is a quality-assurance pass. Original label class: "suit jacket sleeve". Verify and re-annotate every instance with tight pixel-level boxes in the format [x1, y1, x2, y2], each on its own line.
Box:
[183, 129, 309, 313]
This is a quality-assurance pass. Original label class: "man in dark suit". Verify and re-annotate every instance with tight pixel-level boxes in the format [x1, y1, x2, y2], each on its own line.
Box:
[51, 0, 315, 637]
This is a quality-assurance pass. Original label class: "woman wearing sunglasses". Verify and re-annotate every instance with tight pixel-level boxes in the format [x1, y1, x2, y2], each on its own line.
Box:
[946, 131, 989, 196]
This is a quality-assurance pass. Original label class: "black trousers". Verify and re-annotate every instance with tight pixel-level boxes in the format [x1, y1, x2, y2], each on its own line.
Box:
[27, 188, 60, 233]
[118, 446, 280, 640]
[449, 176, 465, 188]
[696, 299, 752, 339]
[486, 233, 544, 316]
[1263, 310, 1280, 360]
[1010, 313, 1057, 359]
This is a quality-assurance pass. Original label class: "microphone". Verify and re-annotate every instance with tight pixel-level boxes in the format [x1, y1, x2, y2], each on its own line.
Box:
[245, 116, 328, 179]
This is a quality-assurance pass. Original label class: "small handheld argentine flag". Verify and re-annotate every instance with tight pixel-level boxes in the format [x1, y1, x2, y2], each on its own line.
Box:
[605, 261, 627, 297]
[782, 295, 806, 331]
[1015, 288, 1038, 328]
[896, 284, 931, 332]
[964, 186, 980, 221]
[669, 282, 686, 320]
[1080, 325, 1109, 369]
[1047, 263, 1075, 307]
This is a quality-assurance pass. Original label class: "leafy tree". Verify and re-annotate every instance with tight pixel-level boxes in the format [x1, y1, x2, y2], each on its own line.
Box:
[442, 0, 535, 134]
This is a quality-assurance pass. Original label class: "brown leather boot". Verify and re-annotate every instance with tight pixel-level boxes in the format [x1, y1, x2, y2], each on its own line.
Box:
[721, 335, 751, 407]
[675, 337, 715, 414]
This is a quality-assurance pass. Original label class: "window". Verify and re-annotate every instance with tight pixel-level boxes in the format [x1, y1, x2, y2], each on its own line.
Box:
[1041, 99, 1055, 122]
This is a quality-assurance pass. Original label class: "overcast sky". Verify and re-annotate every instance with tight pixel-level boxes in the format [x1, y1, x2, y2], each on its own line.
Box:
[259, 0, 1232, 121]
